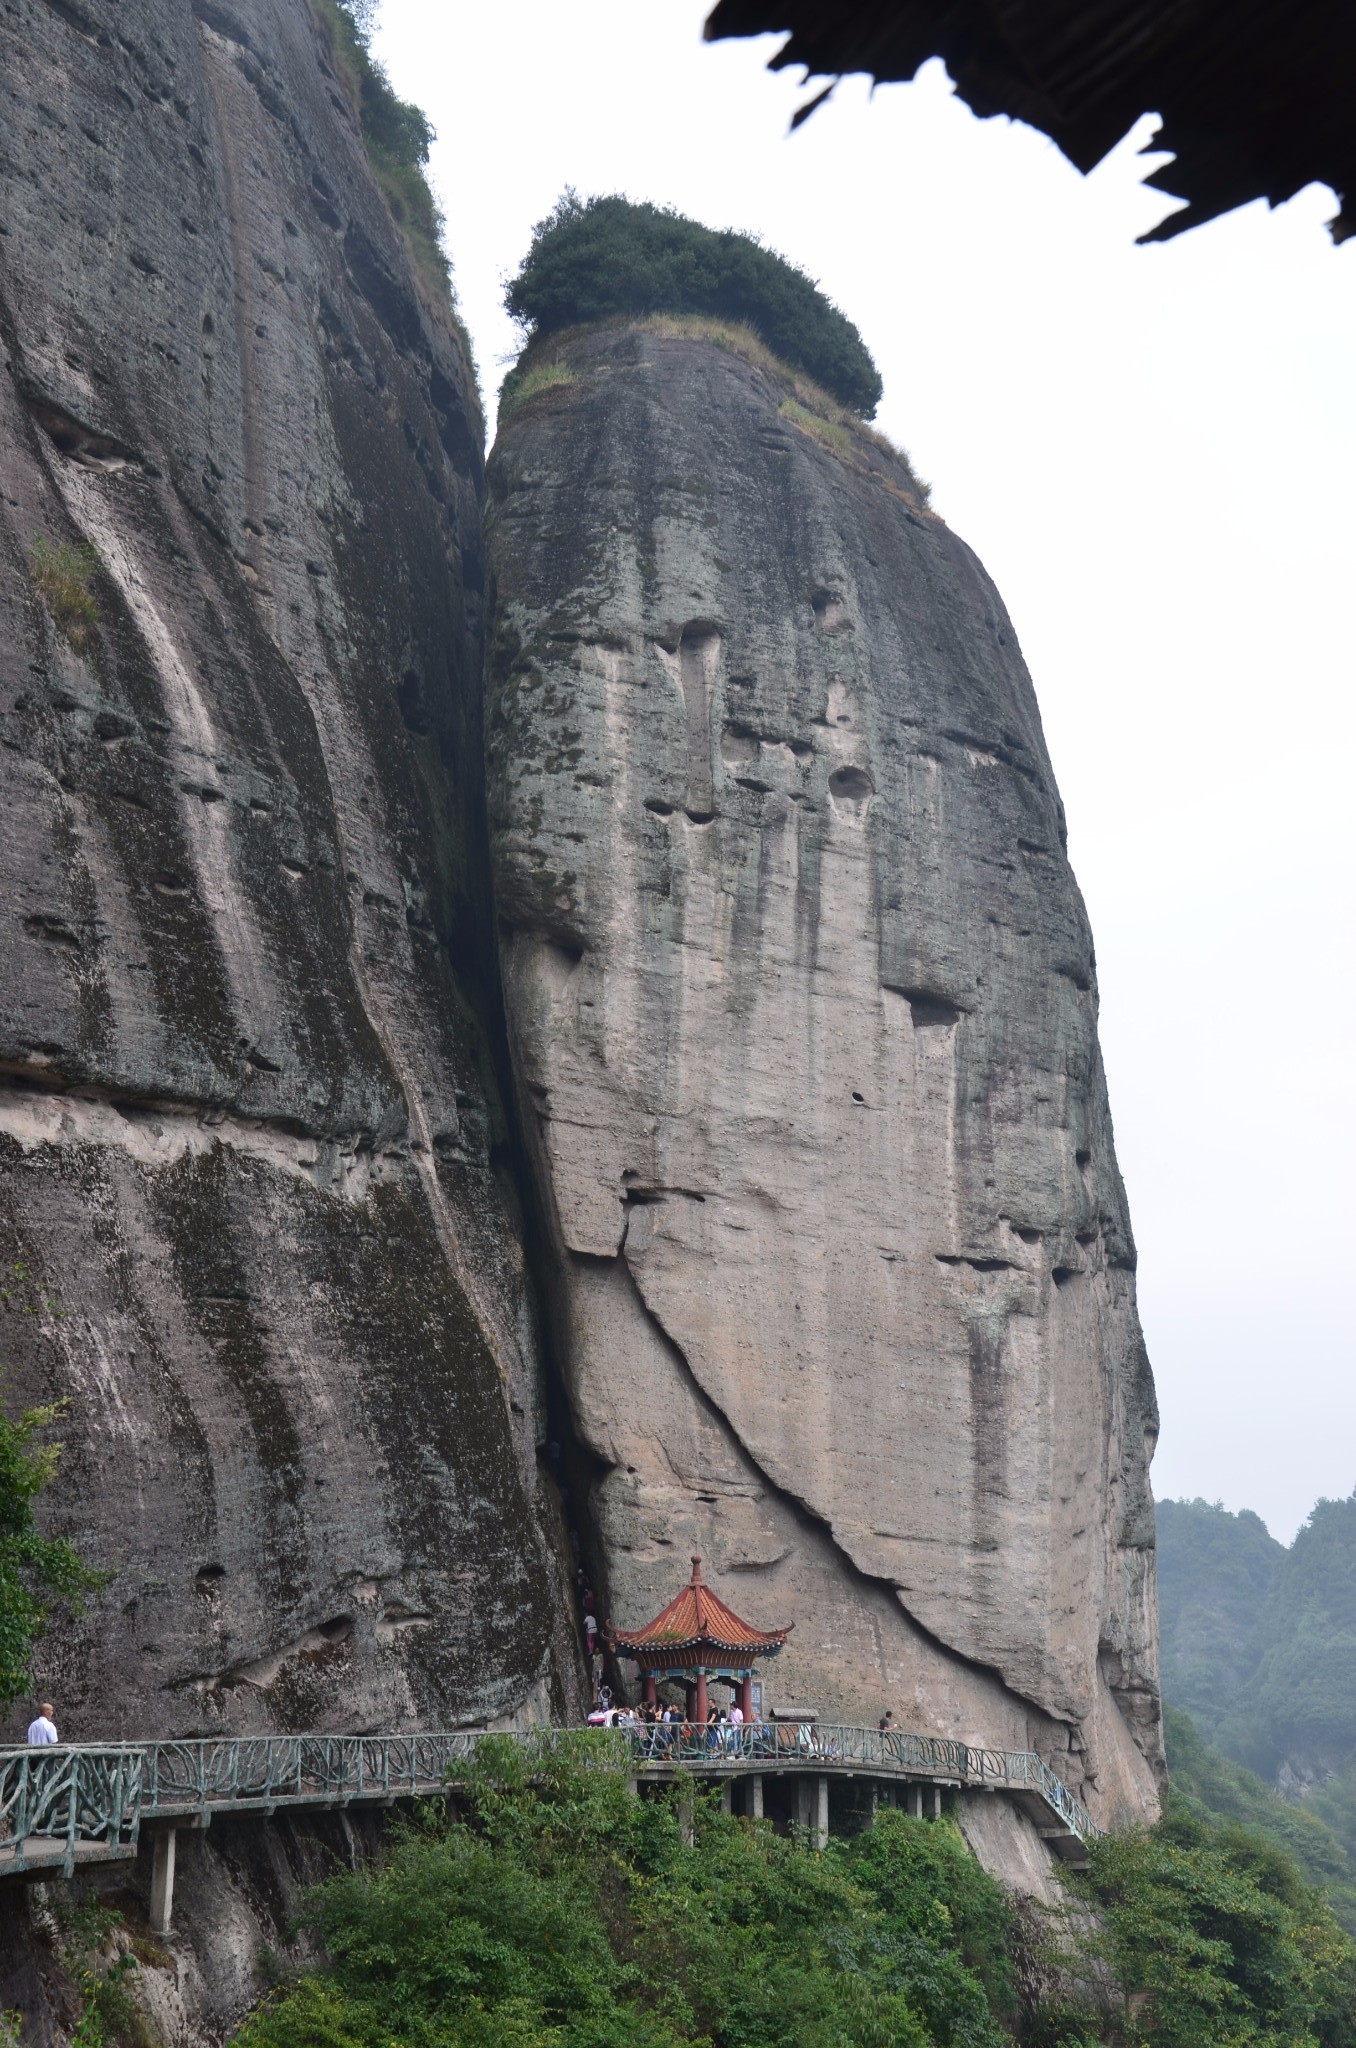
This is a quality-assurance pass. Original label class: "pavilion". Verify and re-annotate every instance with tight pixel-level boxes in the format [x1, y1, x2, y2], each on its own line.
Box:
[606, 1556, 791, 1722]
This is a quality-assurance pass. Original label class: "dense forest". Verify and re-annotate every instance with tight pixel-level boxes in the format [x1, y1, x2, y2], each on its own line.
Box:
[1158, 1493, 1356, 1928]
[229, 1733, 1356, 2048]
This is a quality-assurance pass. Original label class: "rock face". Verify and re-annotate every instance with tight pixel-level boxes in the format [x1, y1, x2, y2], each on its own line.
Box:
[486, 324, 1164, 1828]
[0, 0, 578, 1763]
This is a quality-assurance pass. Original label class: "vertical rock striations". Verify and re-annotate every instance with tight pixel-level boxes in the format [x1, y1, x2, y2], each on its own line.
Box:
[0, 0, 576, 1746]
[486, 323, 1163, 1828]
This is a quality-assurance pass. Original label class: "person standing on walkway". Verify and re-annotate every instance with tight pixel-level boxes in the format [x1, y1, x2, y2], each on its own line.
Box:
[27, 1702, 58, 1744]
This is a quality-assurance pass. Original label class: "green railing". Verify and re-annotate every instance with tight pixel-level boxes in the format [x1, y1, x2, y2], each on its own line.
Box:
[0, 1724, 1096, 1877]
[0, 1744, 144, 1877]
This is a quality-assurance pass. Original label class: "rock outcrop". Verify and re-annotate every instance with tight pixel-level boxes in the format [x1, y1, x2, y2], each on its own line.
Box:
[0, 0, 577, 1761]
[486, 323, 1164, 1828]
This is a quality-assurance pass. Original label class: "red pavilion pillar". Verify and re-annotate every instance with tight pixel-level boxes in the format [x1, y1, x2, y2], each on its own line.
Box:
[643, 1673, 657, 1708]
[694, 1670, 709, 1723]
[739, 1674, 754, 1720]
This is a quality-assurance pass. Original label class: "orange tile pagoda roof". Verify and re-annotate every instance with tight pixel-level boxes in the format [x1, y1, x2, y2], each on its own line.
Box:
[607, 1557, 791, 1658]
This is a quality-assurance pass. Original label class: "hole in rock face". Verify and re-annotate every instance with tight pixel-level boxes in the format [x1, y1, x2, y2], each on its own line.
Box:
[827, 765, 875, 809]
[1052, 1266, 1077, 1287]
[851, 1090, 865, 1104]
[316, 1615, 354, 1644]
[903, 991, 961, 1030]
[194, 1564, 226, 1596]
[1075, 1149, 1091, 1169]
[811, 588, 851, 632]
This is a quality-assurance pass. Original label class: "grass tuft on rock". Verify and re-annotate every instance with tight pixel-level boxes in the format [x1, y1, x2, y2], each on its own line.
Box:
[30, 535, 100, 651]
[497, 360, 576, 421]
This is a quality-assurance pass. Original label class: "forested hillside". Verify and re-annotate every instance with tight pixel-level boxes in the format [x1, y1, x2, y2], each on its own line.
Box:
[1158, 1493, 1356, 1926]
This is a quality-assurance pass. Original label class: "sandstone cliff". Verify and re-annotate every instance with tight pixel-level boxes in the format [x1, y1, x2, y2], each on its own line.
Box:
[486, 323, 1164, 1828]
[0, 0, 577, 1762]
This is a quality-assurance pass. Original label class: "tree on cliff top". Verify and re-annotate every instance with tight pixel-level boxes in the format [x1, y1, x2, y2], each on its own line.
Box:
[505, 193, 884, 418]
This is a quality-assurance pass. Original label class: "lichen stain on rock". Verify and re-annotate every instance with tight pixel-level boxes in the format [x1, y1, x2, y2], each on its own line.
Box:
[487, 320, 1164, 1834]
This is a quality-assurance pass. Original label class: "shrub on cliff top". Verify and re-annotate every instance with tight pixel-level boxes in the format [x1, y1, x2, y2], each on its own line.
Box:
[505, 193, 883, 418]
[312, 0, 451, 308]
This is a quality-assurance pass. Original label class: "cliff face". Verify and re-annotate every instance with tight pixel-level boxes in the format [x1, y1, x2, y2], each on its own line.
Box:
[486, 324, 1163, 1826]
[0, 0, 576, 1749]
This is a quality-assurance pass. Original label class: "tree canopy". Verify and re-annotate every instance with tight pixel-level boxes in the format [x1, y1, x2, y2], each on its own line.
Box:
[505, 194, 883, 418]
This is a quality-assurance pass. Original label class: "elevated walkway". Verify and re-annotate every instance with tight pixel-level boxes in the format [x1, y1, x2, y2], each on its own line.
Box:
[0, 1725, 1096, 1926]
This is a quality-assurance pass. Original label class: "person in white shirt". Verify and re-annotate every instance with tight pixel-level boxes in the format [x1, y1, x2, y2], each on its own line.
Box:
[27, 1703, 58, 1745]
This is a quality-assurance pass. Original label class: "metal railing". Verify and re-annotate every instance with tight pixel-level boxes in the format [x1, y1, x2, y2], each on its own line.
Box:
[0, 1745, 144, 1877]
[613, 1724, 1097, 1842]
[140, 1733, 483, 1818]
[0, 1723, 1097, 1876]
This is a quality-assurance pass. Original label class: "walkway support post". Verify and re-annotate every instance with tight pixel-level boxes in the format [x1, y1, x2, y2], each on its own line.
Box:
[750, 1773, 763, 1820]
[816, 1776, 829, 1851]
[720, 1782, 732, 1814]
[149, 1827, 176, 1936]
[678, 1788, 694, 1848]
[931, 1785, 942, 1820]
[908, 1784, 923, 1819]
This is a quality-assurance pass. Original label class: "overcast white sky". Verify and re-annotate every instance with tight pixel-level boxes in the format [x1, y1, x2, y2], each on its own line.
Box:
[373, 2, 1356, 1546]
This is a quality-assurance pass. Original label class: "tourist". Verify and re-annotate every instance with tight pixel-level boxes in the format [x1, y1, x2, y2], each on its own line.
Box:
[27, 1702, 58, 1745]
[583, 1610, 598, 1656]
[879, 1710, 894, 1734]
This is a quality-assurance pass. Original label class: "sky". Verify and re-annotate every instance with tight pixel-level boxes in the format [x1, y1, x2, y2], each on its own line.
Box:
[371, 2, 1356, 1546]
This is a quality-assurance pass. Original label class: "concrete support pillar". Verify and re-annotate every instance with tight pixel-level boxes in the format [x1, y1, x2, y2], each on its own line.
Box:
[816, 1776, 829, 1851]
[149, 1827, 177, 1936]
[930, 1785, 942, 1819]
[678, 1788, 694, 1848]
[794, 1777, 813, 1833]
[869, 1782, 878, 1824]
[625, 1775, 639, 1799]
[908, 1784, 923, 1818]
[750, 1773, 764, 1820]
[720, 1782, 732, 1814]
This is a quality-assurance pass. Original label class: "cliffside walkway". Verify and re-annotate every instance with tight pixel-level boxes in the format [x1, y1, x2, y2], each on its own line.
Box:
[0, 1726, 1096, 1927]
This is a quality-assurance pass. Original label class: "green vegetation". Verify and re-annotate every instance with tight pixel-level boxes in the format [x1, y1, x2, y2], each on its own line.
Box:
[54, 1897, 145, 2048]
[229, 1736, 1356, 2048]
[0, 1381, 103, 1707]
[1158, 1492, 1356, 1915]
[236, 1732, 1015, 2048]
[779, 395, 853, 457]
[1072, 1799, 1356, 2048]
[505, 193, 883, 417]
[1164, 1706, 1356, 1932]
[1156, 1497, 1284, 1747]
[310, 0, 451, 308]
[1, 1260, 100, 1707]
[497, 359, 576, 421]
[30, 535, 100, 652]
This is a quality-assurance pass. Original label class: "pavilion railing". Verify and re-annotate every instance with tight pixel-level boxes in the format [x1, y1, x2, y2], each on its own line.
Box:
[0, 1744, 144, 1877]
